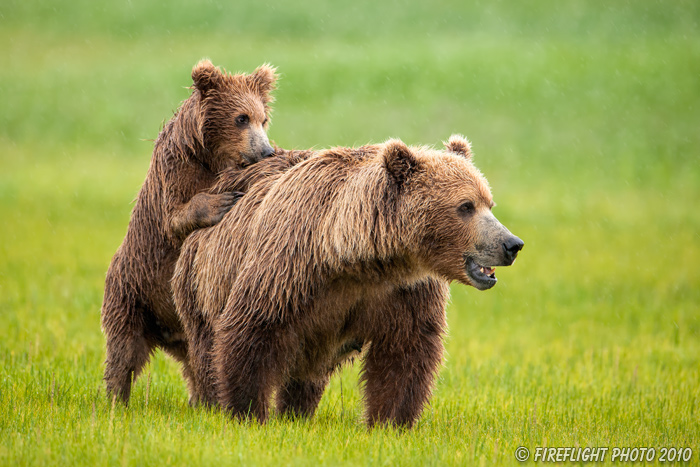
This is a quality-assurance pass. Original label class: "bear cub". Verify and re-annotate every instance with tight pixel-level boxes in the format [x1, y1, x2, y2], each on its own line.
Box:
[101, 60, 278, 403]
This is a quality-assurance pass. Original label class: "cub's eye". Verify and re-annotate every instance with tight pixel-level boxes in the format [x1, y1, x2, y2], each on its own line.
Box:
[235, 114, 250, 126]
[458, 201, 475, 216]
[262, 117, 268, 126]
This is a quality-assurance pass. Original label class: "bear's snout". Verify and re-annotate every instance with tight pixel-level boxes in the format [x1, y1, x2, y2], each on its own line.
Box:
[502, 235, 524, 265]
[260, 144, 275, 159]
[245, 128, 275, 164]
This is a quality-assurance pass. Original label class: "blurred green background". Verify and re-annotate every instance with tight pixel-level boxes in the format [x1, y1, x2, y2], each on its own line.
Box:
[1, 1, 698, 465]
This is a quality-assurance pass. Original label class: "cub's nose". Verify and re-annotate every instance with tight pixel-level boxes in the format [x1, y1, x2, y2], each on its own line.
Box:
[502, 236, 524, 264]
[261, 145, 275, 158]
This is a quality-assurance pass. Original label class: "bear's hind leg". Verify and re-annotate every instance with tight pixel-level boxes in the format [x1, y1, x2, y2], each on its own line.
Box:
[213, 320, 293, 422]
[102, 296, 153, 404]
[173, 240, 218, 406]
[275, 376, 329, 418]
[158, 341, 205, 407]
[179, 313, 218, 406]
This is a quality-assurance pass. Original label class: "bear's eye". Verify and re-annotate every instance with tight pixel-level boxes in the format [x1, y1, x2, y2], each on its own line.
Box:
[235, 114, 250, 126]
[458, 201, 475, 216]
[262, 117, 268, 126]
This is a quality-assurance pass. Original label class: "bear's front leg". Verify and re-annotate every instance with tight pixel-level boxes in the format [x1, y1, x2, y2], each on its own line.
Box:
[212, 320, 291, 422]
[170, 191, 243, 240]
[361, 279, 448, 428]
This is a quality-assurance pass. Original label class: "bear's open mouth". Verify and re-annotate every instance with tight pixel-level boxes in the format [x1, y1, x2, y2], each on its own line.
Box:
[465, 256, 498, 290]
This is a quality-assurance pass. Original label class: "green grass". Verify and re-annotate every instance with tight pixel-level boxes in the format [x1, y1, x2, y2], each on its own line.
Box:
[1, 0, 699, 465]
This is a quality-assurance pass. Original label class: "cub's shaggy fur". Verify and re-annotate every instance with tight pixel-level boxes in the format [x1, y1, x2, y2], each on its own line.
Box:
[101, 60, 278, 403]
[173, 136, 523, 427]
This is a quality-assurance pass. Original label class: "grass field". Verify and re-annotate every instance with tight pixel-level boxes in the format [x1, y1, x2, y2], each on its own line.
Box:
[1, 1, 699, 465]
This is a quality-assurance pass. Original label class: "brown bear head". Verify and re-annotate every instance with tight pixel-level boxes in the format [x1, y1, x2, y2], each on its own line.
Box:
[191, 59, 278, 170]
[384, 136, 523, 290]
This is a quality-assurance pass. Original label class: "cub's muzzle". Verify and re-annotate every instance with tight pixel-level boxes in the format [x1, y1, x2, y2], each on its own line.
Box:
[260, 144, 275, 159]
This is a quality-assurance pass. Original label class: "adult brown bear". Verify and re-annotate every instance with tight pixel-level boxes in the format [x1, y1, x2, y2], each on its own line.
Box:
[173, 136, 523, 427]
[101, 60, 277, 403]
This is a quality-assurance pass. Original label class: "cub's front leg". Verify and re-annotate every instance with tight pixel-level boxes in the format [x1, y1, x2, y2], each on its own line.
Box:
[170, 191, 243, 240]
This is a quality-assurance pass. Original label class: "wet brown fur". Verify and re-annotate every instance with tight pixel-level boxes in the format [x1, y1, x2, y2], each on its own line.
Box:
[101, 60, 278, 403]
[173, 136, 522, 427]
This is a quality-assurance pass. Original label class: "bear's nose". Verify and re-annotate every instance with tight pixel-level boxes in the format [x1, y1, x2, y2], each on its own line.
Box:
[502, 236, 524, 264]
[261, 146, 275, 158]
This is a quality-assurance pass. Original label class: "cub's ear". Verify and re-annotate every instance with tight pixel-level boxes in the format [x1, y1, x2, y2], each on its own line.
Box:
[383, 139, 418, 185]
[249, 63, 278, 99]
[443, 134, 472, 160]
[192, 59, 223, 94]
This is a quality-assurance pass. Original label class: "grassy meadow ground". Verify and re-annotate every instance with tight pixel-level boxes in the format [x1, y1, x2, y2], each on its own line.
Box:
[1, 1, 699, 465]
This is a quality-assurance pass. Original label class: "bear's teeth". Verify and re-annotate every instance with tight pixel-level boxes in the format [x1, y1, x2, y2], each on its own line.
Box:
[481, 266, 495, 275]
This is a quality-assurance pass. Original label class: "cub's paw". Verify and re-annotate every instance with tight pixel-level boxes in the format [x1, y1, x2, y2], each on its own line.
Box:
[204, 191, 244, 224]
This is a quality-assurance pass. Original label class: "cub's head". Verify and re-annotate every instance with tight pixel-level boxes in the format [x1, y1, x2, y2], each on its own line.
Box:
[192, 59, 278, 169]
[384, 135, 523, 290]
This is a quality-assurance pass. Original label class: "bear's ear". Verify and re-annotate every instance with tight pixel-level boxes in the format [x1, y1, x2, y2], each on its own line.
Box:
[383, 139, 418, 185]
[192, 59, 223, 94]
[443, 134, 473, 160]
[249, 63, 278, 97]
